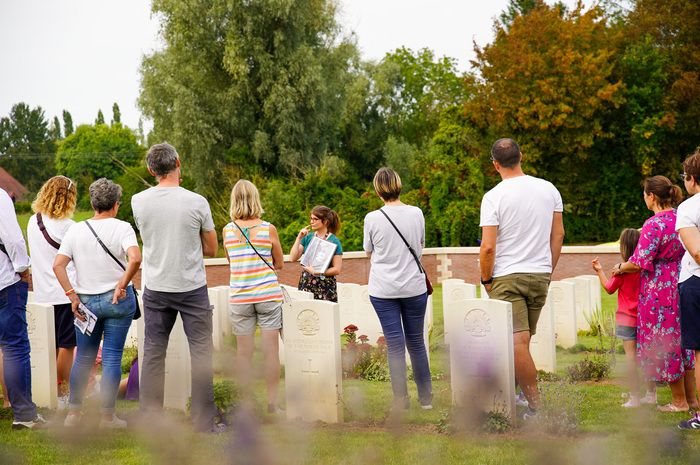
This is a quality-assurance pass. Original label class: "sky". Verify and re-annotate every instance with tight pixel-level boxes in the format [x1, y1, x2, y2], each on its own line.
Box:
[0, 0, 577, 131]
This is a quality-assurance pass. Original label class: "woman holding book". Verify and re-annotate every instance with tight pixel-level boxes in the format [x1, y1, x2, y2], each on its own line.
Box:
[289, 206, 343, 302]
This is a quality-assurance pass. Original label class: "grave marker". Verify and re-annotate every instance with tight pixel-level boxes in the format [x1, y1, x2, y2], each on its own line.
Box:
[549, 281, 578, 349]
[529, 290, 556, 373]
[26, 302, 58, 409]
[284, 299, 343, 423]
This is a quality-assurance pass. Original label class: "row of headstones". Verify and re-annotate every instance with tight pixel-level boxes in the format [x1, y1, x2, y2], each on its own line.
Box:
[23, 276, 600, 420]
[443, 275, 602, 374]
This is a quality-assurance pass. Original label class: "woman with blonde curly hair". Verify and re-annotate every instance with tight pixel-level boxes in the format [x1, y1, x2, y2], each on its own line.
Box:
[27, 175, 78, 408]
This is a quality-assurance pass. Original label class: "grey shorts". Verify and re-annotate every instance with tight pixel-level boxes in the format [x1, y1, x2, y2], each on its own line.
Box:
[230, 301, 282, 336]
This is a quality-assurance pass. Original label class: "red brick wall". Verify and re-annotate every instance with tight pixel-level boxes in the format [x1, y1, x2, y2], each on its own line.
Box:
[180, 249, 621, 289]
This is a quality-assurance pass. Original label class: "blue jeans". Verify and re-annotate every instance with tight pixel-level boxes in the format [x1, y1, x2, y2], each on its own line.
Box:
[370, 293, 432, 406]
[0, 280, 37, 421]
[70, 287, 136, 414]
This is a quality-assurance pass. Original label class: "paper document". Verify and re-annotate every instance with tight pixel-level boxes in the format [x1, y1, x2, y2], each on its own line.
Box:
[74, 303, 98, 336]
[300, 235, 336, 274]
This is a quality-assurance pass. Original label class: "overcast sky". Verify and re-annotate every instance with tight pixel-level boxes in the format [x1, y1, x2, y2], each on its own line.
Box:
[0, 0, 577, 130]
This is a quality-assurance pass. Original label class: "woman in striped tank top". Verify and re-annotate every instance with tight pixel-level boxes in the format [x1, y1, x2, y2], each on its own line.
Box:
[223, 180, 284, 414]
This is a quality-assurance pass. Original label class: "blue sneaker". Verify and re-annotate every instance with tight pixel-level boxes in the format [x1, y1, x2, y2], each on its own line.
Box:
[678, 412, 700, 430]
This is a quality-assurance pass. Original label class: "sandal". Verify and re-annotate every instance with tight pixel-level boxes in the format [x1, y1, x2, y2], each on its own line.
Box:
[657, 403, 688, 413]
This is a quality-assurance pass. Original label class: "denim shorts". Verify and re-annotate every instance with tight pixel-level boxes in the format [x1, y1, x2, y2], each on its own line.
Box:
[616, 325, 637, 341]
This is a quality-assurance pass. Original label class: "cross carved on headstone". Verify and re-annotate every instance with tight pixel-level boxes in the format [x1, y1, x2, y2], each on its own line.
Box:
[302, 358, 319, 375]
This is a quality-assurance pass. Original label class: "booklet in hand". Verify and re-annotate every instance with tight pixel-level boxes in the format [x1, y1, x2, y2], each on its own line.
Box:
[300, 235, 336, 274]
[74, 303, 98, 336]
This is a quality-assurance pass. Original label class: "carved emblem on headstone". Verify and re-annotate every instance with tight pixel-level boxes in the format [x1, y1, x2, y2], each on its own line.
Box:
[464, 308, 491, 337]
[297, 309, 320, 336]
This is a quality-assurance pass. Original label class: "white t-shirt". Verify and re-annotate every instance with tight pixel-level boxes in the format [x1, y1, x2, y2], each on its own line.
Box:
[27, 214, 76, 305]
[363, 205, 427, 298]
[675, 193, 700, 283]
[479, 175, 563, 277]
[58, 218, 139, 294]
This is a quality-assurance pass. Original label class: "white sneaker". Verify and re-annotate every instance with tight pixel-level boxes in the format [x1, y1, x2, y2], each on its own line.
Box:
[622, 395, 640, 408]
[99, 415, 127, 429]
[63, 412, 81, 427]
[57, 395, 69, 411]
[640, 391, 657, 405]
[12, 414, 49, 430]
[515, 392, 529, 408]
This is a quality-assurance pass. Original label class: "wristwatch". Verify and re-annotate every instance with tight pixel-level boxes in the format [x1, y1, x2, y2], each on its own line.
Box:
[480, 276, 493, 285]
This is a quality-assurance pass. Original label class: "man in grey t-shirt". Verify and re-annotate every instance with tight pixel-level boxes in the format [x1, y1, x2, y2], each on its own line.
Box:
[132, 142, 220, 433]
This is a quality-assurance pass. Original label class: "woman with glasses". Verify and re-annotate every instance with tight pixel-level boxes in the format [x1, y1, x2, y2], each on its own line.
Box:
[26, 176, 78, 409]
[289, 206, 343, 302]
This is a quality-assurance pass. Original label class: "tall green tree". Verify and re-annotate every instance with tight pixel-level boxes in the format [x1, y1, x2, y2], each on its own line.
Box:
[95, 110, 105, 125]
[111, 103, 121, 125]
[139, 0, 358, 195]
[62, 110, 74, 136]
[49, 116, 62, 141]
[0, 103, 56, 191]
[55, 124, 144, 205]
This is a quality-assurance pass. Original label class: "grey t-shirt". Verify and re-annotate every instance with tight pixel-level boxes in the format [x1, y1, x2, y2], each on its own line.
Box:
[363, 205, 427, 298]
[132, 186, 215, 293]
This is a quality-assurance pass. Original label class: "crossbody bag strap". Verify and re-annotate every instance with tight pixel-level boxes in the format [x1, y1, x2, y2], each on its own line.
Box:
[36, 213, 61, 249]
[233, 222, 276, 274]
[378, 208, 425, 275]
[84, 221, 126, 271]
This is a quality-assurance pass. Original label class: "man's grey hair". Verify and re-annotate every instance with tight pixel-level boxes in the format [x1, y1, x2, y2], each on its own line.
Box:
[89, 178, 122, 212]
[491, 138, 521, 168]
[146, 142, 179, 177]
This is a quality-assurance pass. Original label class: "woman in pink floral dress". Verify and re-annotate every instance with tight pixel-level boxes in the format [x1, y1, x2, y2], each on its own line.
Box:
[614, 176, 697, 411]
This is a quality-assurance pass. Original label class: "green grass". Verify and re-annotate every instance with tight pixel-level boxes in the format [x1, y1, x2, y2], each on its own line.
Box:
[2, 284, 700, 464]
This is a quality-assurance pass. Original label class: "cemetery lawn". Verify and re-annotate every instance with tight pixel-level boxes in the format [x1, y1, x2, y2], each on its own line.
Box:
[3, 286, 700, 464]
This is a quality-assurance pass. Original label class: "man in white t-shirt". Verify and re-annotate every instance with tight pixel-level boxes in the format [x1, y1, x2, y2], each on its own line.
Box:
[675, 150, 700, 430]
[479, 138, 565, 419]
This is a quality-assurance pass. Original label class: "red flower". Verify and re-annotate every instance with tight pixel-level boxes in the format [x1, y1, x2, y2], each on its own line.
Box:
[344, 324, 358, 334]
[358, 335, 369, 343]
[376, 336, 386, 346]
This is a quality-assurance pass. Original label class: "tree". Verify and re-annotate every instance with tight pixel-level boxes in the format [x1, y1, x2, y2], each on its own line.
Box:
[139, 0, 358, 195]
[95, 110, 105, 125]
[62, 110, 74, 136]
[55, 124, 144, 205]
[112, 103, 121, 125]
[0, 103, 56, 191]
[49, 116, 62, 141]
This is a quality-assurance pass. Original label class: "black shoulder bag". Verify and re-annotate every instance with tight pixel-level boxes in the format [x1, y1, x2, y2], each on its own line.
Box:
[85, 221, 141, 320]
[378, 209, 433, 296]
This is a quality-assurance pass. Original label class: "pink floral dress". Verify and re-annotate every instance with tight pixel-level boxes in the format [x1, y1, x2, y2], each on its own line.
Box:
[630, 210, 694, 383]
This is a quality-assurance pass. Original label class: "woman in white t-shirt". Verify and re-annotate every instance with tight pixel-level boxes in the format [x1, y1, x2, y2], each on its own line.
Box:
[363, 167, 432, 411]
[26, 175, 78, 408]
[677, 150, 700, 429]
[53, 178, 141, 429]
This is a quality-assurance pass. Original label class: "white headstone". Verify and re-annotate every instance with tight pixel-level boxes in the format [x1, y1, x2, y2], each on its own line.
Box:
[549, 281, 578, 348]
[529, 290, 557, 373]
[442, 280, 477, 343]
[479, 284, 490, 299]
[446, 298, 515, 421]
[214, 286, 232, 338]
[208, 288, 223, 351]
[563, 277, 592, 331]
[124, 321, 138, 348]
[579, 275, 602, 314]
[26, 302, 58, 409]
[279, 286, 315, 365]
[137, 311, 191, 412]
[425, 294, 434, 332]
[284, 299, 343, 423]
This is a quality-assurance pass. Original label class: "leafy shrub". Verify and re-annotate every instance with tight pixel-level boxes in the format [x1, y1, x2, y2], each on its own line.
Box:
[13, 200, 32, 214]
[341, 325, 390, 381]
[536, 370, 562, 382]
[482, 408, 512, 434]
[567, 356, 611, 382]
[213, 379, 240, 413]
[121, 346, 138, 374]
[566, 343, 589, 354]
[584, 304, 615, 337]
[536, 380, 583, 435]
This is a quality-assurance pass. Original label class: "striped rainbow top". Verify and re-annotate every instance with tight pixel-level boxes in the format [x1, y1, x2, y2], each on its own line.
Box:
[223, 221, 283, 304]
